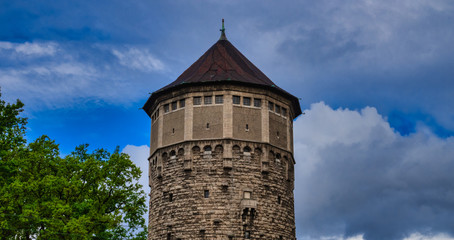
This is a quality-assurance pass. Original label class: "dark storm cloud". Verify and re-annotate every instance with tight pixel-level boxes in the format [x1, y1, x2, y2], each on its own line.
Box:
[294, 102, 454, 240]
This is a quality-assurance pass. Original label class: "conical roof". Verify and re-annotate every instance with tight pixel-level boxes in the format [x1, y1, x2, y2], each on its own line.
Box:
[143, 24, 302, 118]
[162, 39, 276, 89]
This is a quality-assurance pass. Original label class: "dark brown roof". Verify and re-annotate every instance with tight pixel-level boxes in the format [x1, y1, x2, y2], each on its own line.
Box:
[143, 39, 302, 118]
[163, 39, 276, 89]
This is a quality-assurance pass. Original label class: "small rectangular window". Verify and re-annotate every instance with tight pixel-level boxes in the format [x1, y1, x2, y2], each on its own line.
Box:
[204, 190, 210, 198]
[254, 98, 261, 107]
[233, 95, 240, 104]
[244, 231, 251, 239]
[179, 99, 185, 108]
[268, 101, 274, 111]
[204, 96, 212, 105]
[193, 97, 201, 105]
[215, 95, 223, 104]
[275, 105, 281, 114]
[243, 97, 251, 106]
[171, 101, 177, 111]
[243, 191, 251, 199]
[164, 104, 170, 113]
[169, 193, 173, 202]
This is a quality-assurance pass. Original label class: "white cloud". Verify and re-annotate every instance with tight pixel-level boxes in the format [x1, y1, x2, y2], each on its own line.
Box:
[404, 233, 454, 240]
[0, 41, 154, 110]
[294, 102, 454, 239]
[112, 47, 165, 72]
[122, 144, 150, 226]
[0, 41, 57, 56]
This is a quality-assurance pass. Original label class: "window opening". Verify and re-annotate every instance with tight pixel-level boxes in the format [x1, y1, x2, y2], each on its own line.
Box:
[244, 231, 251, 239]
[179, 99, 185, 108]
[164, 104, 170, 113]
[245, 124, 249, 130]
[244, 146, 251, 152]
[243, 191, 251, 199]
[204, 96, 212, 105]
[204, 145, 212, 153]
[278, 195, 281, 204]
[268, 101, 274, 111]
[172, 128, 175, 134]
[215, 95, 224, 104]
[275, 105, 281, 114]
[204, 190, 209, 198]
[243, 97, 251, 106]
[233, 95, 241, 104]
[282, 107, 287, 116]
[172, 101, 177, 111]
[193, 96, 202, 105]
[254, 98, 261, 107]
[169, 193, 173, 202]
[206, 123, 210, 129]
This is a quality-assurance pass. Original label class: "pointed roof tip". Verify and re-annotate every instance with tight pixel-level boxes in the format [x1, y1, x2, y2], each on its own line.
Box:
[219, 18, 227, 41]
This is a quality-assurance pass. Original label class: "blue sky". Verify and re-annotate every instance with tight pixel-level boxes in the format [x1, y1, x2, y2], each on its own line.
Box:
[1, 1, 454, 239]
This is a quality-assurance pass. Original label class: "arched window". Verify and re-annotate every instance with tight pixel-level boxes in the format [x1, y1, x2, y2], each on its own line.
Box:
[162, 152, 168, 161]
[243, 146, 251, 156]
[178, 148, 184, 157]
[215, 145, 223, 154]
[192, 146, 200, 155]
[170, 150, 176, 159]
[204, 145, 212, 153]
[276, 153, 281, 163]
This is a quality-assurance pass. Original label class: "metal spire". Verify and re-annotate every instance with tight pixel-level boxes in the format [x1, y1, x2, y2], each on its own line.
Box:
[219, 18, 227, 40]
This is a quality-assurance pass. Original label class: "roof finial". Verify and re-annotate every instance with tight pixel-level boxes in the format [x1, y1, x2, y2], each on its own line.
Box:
[219, 18, 227, 40]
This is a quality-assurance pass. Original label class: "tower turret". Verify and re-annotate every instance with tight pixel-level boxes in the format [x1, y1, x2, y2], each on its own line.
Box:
[143, 20, 301, 240]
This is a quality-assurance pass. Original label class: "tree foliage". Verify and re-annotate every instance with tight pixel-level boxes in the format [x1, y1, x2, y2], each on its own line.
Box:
[0, 92, 147, 239]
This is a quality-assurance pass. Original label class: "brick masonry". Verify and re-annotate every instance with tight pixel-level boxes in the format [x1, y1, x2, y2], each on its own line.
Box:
[146, 84, 297, 239]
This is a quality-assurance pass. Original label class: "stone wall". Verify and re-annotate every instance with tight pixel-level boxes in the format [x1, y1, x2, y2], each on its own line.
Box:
[148, 139, 296, 240]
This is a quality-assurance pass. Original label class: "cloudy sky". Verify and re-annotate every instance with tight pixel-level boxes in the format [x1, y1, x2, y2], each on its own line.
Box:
[1, 0, 454, 239]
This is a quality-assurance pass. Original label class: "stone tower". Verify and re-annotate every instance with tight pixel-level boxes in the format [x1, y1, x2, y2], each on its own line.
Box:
[143, 20, 302, 240]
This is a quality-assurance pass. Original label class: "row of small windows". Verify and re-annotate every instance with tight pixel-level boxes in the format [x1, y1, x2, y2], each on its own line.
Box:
[232, 95, 262, 108]
[158, 96, 287, 118]
[268, 101, 287, 117]
[193, 95, 224, 105]
[164, 99, 186, 113]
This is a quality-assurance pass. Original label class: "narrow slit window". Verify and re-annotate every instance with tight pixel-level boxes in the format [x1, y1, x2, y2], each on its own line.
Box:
[169, 193, 173, 202]
[246, 124, 249, 130]
[206, 123, 210, 129]
[172, 128, 175, 134]
[204, 190, 209, 198]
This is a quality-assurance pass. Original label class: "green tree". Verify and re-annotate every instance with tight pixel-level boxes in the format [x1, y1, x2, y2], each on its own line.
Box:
[0, 92, 147, 239]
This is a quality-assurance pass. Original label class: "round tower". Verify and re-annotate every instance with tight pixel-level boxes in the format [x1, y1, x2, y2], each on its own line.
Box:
[143, 20, 302, 240]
